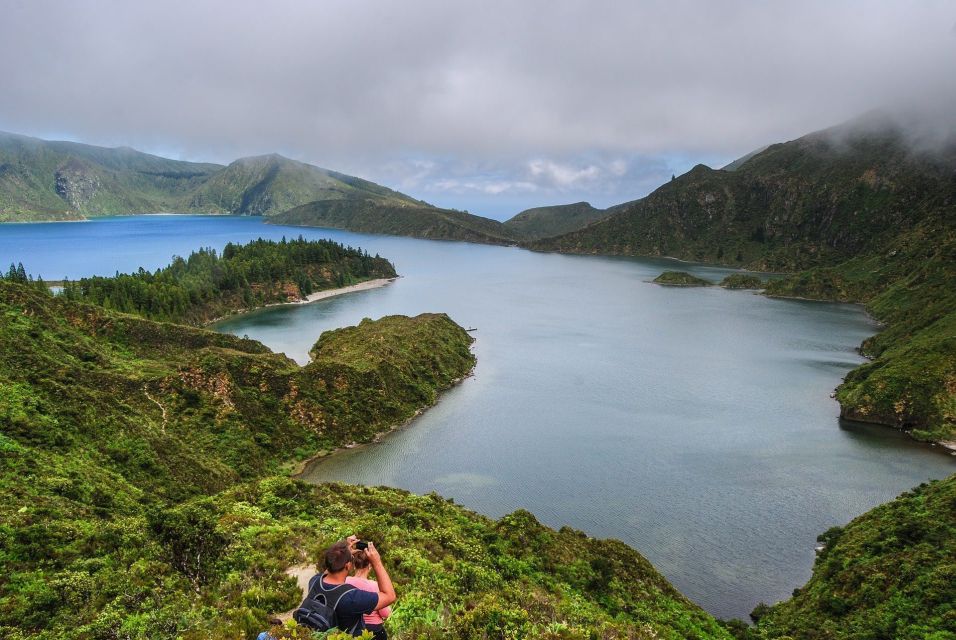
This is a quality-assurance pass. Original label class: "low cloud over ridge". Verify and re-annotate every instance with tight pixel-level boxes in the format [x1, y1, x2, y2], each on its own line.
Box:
[1, 0, 954, 217]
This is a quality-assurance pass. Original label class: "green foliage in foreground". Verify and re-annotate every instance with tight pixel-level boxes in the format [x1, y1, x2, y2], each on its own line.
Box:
[749, 474, 956, 640]
[58, 237, 396, 325]
[652, 271, 712, 287]
[0, 280, 729, 639]
[719, 274, 764, 290]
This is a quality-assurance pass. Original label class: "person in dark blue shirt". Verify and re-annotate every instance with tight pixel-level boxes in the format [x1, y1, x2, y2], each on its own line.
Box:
[313, 537, 396, 635]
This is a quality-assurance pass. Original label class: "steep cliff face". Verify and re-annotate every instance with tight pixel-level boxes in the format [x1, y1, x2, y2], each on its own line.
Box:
[54, 158, 101, 210]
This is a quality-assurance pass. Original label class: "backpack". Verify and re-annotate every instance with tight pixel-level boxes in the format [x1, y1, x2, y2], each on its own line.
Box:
[292, 574, 359, 633]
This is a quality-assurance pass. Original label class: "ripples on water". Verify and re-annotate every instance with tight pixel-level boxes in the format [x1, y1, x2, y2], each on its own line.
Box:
[4, 215, 952, 621]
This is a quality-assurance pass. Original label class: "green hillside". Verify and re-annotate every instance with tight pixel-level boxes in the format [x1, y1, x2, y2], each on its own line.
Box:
[0, 131, 221, 221]
[0, 132, 426, 222]
[270, 197, 520, 245]
[749, 474, 956, 640]
[0, 278, 733, 639]
[184, 154, 424, 217]
[503, 201, 609, 240]
[529, 113, 956, 444]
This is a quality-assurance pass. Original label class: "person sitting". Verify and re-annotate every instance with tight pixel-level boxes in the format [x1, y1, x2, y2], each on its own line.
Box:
[346, 549, 393, 640]
[305, 537, 396, 636]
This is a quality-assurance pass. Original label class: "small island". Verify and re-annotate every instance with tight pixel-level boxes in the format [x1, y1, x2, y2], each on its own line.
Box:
[653, 270, 713, 286]
[720, 273, 765, 289]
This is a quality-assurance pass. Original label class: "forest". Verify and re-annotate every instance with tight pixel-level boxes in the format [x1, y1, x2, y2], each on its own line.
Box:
[54, 237, 396, 325]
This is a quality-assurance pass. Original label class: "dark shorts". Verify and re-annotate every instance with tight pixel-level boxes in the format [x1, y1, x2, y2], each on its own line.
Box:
[365, 623, 387, 640]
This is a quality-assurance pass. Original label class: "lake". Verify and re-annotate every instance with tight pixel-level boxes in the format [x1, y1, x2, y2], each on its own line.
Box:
[4, 214, 953, 621]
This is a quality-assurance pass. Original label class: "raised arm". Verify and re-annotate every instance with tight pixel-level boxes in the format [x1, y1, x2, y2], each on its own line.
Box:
[364, 542, 396, 610]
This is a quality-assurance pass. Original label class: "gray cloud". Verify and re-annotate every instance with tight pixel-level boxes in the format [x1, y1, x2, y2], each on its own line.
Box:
[1, 0, 954, 218]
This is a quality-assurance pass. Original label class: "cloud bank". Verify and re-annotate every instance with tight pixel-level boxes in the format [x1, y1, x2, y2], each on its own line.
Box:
[1, 0, 954, 217]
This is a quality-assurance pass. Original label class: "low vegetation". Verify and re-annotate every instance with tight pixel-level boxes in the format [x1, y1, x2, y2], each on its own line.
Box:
[652, 271, 712, 286]
[58, 237, 395, 325]
[748, 475, 956, 640]
[719, 274, 764, 289]
[0, 276, 735, 639]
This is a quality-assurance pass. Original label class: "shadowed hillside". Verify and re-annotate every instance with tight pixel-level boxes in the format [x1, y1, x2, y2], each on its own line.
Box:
[270, 197, 519, 245]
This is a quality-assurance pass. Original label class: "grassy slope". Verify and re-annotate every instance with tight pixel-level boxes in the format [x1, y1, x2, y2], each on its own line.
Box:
[750, 475, 956, 640]
[184, 155, 424, 217]
[503, 202, 610, 241]
[270, 198, 520, 245]
[529, 115, 956, 442]
[0, 133, 426, 221]
[0, 131, 221, 220]
[0, 281, 729, 639]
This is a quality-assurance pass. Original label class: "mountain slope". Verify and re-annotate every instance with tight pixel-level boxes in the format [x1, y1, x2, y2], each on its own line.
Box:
[0, 131, 221, 220]
[184, 153, 425, 217]
[270, 197, 520, 245]
[503, 201, 610, 240]
[0, 132, 427, 222]
[530, 115, 956, 271]
[529, 114, 956, 444]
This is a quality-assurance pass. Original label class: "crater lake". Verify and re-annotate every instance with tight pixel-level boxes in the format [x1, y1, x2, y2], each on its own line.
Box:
[4, 214, 953, 620]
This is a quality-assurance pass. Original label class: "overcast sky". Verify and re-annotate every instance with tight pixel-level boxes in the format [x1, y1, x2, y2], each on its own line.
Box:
[1, 1, 954, 219]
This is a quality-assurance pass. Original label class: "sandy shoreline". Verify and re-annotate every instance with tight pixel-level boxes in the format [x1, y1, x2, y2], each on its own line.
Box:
[291, 277, 396, 305]
[205, 277, 397, 325]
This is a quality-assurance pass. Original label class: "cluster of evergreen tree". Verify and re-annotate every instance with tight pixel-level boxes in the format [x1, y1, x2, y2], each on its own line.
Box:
[0, 261, 48, 292]
[60, 237, 396, 325]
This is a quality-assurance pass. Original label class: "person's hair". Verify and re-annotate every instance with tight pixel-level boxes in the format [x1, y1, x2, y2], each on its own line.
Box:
[324, 541, 353, 573]
[352, 549, 370, 570]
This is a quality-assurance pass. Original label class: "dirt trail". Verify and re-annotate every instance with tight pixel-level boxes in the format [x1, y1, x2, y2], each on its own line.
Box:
[277, 564, 315, 622]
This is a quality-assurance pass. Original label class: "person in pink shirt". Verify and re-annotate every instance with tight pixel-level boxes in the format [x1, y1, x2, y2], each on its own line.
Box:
[346, 549, 392, 639]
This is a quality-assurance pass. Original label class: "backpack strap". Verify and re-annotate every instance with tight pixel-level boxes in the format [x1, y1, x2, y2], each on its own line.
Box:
[311, 573, 360, 630]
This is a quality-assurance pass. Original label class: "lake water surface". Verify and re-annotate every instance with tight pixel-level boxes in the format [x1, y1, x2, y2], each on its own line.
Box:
[4, 215, 953, 621]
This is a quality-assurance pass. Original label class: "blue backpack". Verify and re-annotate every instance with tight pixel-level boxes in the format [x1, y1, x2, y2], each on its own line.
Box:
[292, 574, 360, 633]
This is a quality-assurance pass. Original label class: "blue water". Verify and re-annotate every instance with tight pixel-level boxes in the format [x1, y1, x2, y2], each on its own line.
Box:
[3, 214, 952, 621]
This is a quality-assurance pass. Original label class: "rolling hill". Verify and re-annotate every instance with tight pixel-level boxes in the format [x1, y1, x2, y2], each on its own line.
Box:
[269, 197, 520, 245]
[502, 201, 610, 240]
[0, 131, 425, 222]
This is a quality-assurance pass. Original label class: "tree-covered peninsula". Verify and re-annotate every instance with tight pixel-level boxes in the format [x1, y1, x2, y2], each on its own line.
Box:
[58, 237, 396, 325]
[528, 113, 956, 445]
[0, 279, 735, 639]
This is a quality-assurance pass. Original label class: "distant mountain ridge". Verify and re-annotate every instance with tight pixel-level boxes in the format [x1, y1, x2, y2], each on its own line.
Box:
[502, 201, 611, 240]
[0, 131, 424, 221]
[270, 198, 519, 245]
